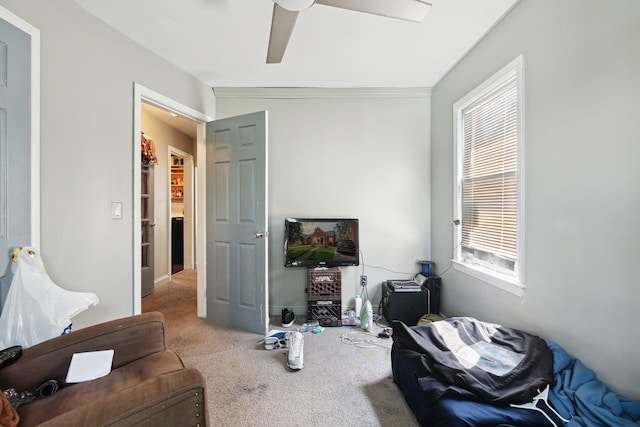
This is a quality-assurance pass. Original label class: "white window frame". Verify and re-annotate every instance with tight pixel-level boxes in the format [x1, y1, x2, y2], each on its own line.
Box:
[452, 55, 525, 296]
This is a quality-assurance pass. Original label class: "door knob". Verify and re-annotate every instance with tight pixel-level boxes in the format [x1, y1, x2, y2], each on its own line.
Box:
[150, 222, 156, 227]
[253, 231, 265, 239]
[10, 247, 21, 262]
[10, 247, 35, 262]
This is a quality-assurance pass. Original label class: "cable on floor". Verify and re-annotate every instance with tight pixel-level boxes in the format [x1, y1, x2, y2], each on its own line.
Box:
[340, 330, 392, 349]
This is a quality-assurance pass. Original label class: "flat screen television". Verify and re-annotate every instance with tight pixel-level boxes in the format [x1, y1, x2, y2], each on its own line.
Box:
[284, 218, 359, 268]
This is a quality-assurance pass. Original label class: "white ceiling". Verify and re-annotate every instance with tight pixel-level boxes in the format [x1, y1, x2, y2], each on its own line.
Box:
[74, 0, 519, 89]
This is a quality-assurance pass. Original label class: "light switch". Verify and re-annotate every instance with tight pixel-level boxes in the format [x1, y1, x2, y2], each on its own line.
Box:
[111, 202, 123, 220]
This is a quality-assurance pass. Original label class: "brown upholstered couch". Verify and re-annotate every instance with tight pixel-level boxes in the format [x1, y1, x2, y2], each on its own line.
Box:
[0, 311, 207, 426]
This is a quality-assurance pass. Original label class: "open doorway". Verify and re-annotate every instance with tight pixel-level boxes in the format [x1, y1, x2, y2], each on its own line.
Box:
[169, 148, 195, 275]
[133, 83, 213, 318]
[140, 102, 196, 292]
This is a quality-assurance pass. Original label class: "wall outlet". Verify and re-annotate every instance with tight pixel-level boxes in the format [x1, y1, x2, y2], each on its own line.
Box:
[360, 275, 367, 287]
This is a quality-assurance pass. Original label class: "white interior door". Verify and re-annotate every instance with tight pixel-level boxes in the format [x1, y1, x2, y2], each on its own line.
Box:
[206, 111, 268, 335]
[0, 15, 33, 311]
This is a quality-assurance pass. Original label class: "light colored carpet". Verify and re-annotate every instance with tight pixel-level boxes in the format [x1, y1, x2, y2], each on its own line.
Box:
[142, 271, 420, 426]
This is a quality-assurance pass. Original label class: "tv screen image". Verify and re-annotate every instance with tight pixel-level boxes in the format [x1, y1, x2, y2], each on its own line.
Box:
[284, 218, 359, 268]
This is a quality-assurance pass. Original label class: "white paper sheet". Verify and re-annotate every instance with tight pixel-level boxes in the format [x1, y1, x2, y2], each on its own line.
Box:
[65, 350, 114, 383]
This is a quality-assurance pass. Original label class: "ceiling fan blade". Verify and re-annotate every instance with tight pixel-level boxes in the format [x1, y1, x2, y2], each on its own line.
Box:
[316, 0, 431, 23]
[266, 4, 300, 64]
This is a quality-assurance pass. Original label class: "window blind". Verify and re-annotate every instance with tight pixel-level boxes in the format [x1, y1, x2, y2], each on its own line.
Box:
[461, 74, 518, 272]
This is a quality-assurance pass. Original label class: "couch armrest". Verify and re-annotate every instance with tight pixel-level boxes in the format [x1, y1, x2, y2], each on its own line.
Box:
[0, 312, 167, 393]
[37, 368, 207, 427]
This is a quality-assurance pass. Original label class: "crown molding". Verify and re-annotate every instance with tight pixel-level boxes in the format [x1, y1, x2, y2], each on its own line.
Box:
[213, 87, 432, 99]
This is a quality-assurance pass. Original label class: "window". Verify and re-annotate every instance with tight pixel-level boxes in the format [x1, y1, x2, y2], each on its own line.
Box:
[452, 56, 524, 295]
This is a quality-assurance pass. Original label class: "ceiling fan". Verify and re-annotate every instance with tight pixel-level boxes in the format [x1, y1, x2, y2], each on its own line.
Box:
[267, 0, 432, 63]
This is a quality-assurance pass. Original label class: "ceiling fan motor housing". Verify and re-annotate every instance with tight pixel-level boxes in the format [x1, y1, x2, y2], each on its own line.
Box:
[273, 0, 316, 12]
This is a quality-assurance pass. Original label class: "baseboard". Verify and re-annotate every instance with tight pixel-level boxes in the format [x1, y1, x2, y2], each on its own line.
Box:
[154, 274, 170, 288]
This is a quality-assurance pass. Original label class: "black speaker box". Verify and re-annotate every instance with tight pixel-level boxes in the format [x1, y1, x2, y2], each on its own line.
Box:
[381, 275, 441, 326]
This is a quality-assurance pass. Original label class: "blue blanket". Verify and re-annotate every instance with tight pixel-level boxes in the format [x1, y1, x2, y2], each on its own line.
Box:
[546, 340, 640, 426]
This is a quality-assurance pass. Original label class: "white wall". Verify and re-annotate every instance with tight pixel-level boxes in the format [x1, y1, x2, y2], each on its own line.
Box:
[0, 0, 215, 326]
[431, 0, 640, 398]
[216, 90, 432, 315]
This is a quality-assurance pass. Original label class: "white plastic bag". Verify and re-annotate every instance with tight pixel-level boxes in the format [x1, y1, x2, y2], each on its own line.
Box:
[0, 247, 99, 349]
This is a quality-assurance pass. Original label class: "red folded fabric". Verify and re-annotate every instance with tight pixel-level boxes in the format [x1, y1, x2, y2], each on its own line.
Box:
[0, 391, 20, 427]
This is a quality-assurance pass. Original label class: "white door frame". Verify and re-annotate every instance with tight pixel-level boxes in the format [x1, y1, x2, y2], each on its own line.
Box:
[0, 7, 40, 249]
[133, 83, 213, 317]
